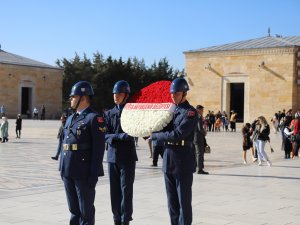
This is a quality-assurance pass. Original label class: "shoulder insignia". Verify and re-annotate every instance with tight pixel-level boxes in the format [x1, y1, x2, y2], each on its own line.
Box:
[187, 110, 195, 118]
[97, 117, 104, 123]
[99, 127, 106, 132]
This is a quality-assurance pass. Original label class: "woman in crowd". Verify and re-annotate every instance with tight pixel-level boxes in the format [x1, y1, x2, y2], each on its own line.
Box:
[282, 117, 293, 159]
[242, 123, 255, 164]
[221, 111, 227, 131]
[205, 111, 211, 131]
[215, 115, 222, 132]
[209, 111, 216, 131]
[0, 117, 9, 142]
[255, 116, 272, 166]
[230, 110, 237, 132]
[292, 113, 300, 158]
[15, 114, 22, 138]
[271, 113, 279, 134]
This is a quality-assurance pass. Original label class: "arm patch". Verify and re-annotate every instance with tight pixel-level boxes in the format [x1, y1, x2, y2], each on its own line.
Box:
[187, 110, 195, 118]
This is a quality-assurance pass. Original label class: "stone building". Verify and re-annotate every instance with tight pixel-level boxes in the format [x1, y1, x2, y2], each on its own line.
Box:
[184, 36, 300, 122]
[0, 49, 63, 119]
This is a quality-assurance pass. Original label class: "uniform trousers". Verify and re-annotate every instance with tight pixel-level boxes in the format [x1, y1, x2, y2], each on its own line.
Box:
[62, 176, 96, 225]
[108, 162, 136, 223]
[164, 172, 193, 225]
[194, 144, 204, 171]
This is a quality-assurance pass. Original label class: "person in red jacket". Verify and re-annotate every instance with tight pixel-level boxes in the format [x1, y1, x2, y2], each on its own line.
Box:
[292, 113, 300, 158]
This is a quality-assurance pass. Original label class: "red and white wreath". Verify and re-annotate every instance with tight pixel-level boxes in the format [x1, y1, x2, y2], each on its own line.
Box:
[121, 81, 175, 137]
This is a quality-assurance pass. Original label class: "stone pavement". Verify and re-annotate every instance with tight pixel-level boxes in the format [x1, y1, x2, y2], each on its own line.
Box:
[0, 119, 299, 225]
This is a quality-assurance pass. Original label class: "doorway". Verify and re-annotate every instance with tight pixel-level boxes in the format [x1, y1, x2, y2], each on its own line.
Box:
[21, 87, 32, 116]
[230, 83, 244, 122]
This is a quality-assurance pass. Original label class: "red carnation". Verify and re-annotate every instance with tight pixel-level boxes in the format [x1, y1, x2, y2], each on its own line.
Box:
[129, 81, 172, 103]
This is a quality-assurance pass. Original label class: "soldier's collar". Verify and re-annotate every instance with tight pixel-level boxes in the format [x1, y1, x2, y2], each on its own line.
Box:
[177, 100, 188, 107]
[116, 104, 125, 110]
[77, 107, 89, 116]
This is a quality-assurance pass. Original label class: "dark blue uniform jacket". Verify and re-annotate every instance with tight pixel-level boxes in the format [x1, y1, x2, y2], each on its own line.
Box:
[105, 105, 138, 164]
[152, 101, 197, 176]
[60, 107, 106, 179]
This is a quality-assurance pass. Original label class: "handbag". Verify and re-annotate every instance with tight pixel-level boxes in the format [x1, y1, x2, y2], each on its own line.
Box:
[267, 140, 274, 153]
[204, 145, 211, 153]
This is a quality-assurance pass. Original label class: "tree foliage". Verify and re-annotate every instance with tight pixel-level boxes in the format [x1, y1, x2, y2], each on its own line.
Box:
[56, 53, 183, 112]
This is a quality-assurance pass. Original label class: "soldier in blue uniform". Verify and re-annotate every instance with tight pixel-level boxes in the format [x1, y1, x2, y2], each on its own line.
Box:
[151, 78, 197, 225]
[104, 80, 138, 225]
[59, 81, 106, 225]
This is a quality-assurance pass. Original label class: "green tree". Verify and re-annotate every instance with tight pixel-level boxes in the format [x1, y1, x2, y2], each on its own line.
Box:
[56, 53, 183, 112]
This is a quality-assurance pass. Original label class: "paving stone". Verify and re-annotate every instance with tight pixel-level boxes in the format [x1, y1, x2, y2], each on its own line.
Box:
[0, 119, 298, 224]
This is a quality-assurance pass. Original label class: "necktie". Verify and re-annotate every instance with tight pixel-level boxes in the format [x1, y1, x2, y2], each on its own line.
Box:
[72, 113, 79, 123]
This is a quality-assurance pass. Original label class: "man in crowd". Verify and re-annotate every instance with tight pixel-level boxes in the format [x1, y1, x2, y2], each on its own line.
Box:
[193, 105, 209, 175]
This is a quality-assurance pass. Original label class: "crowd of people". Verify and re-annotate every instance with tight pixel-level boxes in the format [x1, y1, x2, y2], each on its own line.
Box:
[203, 110, 238, 132]
[241, 116, 272, 166]
[0, 114, 22, 142]
[193, 107, 300, 167]
[240, 108, 300, 166]
[276, 109, 300, 159]
[0, 104, 44, 141]
[31, 105, 46, 120]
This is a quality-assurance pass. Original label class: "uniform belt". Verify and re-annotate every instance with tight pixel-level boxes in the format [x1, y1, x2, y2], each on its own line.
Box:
[166, 140, 192, 146]
[63, 144, 90, 151]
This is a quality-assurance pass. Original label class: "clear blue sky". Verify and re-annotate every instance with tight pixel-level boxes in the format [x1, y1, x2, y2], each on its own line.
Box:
[1, 0, 299, 70]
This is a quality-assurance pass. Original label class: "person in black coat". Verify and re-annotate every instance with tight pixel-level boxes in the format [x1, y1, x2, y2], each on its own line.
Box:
[193, 105, 209, 174]
[282, 118, 293, 159]
[15, 114, 22, 138]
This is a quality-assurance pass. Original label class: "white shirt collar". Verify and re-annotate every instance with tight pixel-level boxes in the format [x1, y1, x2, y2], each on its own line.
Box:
[77, 107, 88, 115]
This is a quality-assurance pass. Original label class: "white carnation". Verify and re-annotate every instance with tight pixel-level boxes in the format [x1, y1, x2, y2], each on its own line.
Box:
[121, 109, 174, 137]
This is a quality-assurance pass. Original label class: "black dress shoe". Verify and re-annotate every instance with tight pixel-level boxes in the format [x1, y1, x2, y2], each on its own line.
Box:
[114, 220, 121, 225]
[51, 156, 58, 160]
[197, 170, 209, 175]
[151, 163, 157, 167]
